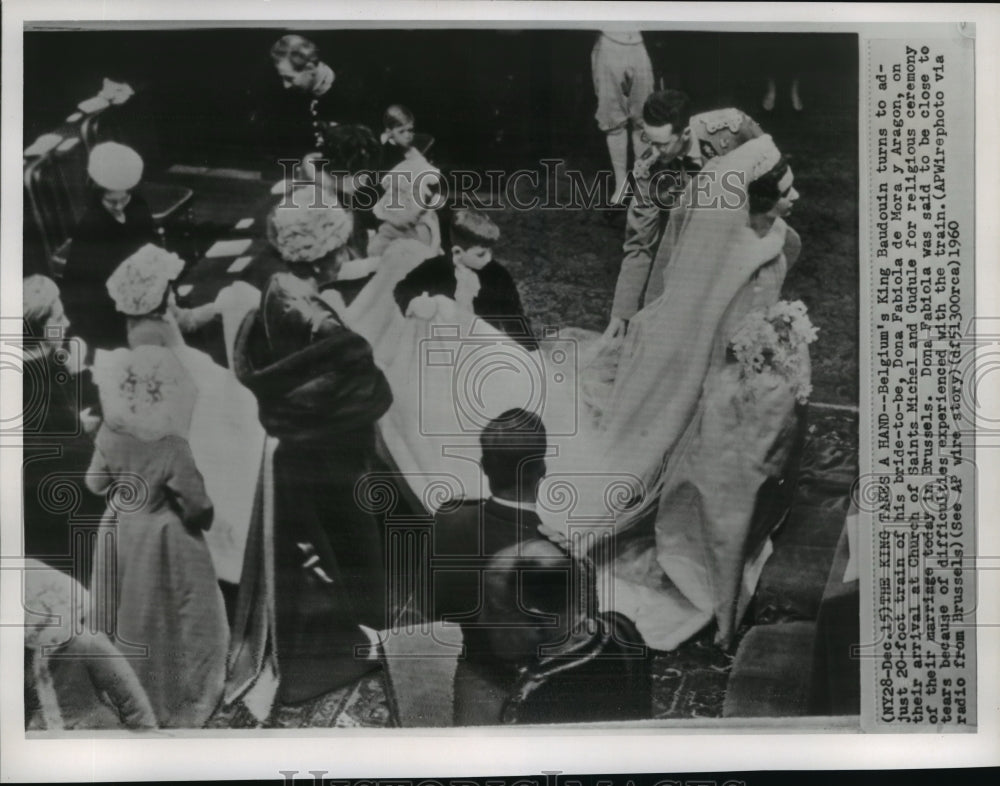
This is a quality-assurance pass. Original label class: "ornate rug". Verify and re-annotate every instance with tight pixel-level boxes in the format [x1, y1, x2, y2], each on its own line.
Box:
[205, 672, 393, 729]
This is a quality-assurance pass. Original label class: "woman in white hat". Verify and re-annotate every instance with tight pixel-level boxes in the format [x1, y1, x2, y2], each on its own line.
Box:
[106, 243, 266, 594]
[62, 141, 157, 356]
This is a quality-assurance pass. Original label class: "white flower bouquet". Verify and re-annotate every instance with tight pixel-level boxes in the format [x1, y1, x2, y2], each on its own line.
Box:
[267, 188, 354, 264]
[729, 299, 819, 405]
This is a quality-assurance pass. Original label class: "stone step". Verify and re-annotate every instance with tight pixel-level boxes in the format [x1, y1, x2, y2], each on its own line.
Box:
[752, 501, 847, 623]
[723, 620, 817, 717]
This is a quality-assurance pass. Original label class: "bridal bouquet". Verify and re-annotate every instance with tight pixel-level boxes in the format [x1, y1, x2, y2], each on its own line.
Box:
[267, 190, 353, 263]
[729, 299, 819, 404]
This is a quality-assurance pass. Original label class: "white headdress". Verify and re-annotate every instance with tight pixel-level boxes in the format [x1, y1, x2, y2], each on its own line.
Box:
[23, 560, 87, 651]
[106, 243, 186, 316]
[746, 134, 783, 183]
[267, 188, 354, 263]
[87, 142, 144, 191]
[23, 561, 92, 730]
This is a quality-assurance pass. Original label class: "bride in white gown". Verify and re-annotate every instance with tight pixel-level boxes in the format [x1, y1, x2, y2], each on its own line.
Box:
[540, 133, 814, 649]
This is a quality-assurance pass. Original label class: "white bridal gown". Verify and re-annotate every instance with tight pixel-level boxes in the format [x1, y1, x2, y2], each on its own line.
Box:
[339, 135, 810, 651]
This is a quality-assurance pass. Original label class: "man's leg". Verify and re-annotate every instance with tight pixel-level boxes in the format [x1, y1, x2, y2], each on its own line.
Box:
[790, 77, 803, 111]
[607, 127, 629, 205]
[762, 77, 777, 111]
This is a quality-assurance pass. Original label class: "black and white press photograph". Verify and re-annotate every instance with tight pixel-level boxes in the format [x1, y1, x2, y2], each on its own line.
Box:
[14, 19, 864, 732]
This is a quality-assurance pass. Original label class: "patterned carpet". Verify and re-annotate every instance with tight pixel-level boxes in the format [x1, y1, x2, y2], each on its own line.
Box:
[650, 627, 736, 719]
[205, 672, 394, 729]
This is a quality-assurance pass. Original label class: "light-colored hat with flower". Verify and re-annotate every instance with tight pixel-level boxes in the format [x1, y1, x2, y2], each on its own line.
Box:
[106, 243, 186, 316]
[92, 345, 197, 441]
[267, 187, 354, 264]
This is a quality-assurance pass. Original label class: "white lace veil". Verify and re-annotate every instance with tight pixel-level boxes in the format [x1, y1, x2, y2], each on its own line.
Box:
[540, 135, 788, 533]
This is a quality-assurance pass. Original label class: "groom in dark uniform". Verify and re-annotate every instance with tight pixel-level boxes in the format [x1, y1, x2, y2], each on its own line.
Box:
[603, 89, 764, 344]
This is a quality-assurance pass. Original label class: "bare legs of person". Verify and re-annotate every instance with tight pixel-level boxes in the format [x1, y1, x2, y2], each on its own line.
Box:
[607, 125, 650, 206]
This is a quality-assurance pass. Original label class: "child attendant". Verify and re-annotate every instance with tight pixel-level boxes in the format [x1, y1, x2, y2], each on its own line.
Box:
[393, 209, 537, 350]
[380, 104, 418, 173]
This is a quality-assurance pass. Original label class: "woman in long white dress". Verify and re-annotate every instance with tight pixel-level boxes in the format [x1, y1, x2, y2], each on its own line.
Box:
[543, 134, 814, 650]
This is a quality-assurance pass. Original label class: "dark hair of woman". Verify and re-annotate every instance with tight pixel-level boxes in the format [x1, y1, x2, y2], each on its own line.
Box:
[747, 156, 791, 215]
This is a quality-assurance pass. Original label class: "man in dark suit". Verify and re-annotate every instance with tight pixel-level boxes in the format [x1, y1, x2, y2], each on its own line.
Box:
[257, 34, 338, 178]
[427, 408, 653, 724]
[430, 408, 549, 623]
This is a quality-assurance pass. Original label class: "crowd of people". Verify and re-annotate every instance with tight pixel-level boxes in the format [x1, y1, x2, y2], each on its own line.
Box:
[22, 32, 817, 729]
